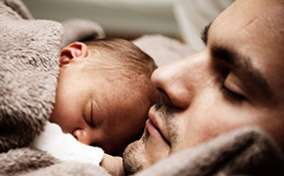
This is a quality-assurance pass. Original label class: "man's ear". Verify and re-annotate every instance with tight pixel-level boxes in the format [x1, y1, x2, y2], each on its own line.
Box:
[60, 42, 88, 67]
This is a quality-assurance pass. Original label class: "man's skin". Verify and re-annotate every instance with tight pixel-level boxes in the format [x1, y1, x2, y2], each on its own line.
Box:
[122, 0, 284, 174]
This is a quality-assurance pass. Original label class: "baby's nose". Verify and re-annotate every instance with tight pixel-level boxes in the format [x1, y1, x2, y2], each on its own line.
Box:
[72, 129, 92, 145]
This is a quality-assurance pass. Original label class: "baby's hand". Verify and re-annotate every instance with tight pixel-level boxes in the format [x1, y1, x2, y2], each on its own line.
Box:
[31, 122, 104, 165]
[100, 153, 124, 176]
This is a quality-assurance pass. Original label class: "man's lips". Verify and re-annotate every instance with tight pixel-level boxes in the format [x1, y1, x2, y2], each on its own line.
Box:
[146, 110, 170, 146]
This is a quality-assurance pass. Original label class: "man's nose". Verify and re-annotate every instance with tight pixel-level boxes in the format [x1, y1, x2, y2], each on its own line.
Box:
[72, 128, 93, 145]
[151, 52, 207, 109]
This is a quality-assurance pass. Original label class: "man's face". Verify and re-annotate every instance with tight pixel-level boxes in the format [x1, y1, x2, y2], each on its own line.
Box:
[50, 54, 153, 156]
[123, 0, 284, 174]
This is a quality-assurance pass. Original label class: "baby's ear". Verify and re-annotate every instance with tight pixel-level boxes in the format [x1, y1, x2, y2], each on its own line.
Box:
[60, 42, 88, 67]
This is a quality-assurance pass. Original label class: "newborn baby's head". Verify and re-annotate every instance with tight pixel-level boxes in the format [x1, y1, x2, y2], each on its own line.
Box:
[50, 38, 157, 155]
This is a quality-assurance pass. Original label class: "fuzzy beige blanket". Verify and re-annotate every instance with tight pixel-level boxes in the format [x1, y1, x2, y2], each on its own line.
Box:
[1, 0, 284, 175]
[0, 0, 108, 175]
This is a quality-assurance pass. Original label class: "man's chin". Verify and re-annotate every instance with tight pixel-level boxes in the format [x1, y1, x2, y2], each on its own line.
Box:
[122, 139, 146, 175]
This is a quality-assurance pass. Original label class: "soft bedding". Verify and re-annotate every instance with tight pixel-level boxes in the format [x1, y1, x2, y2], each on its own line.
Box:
[1, 0, 284, 175]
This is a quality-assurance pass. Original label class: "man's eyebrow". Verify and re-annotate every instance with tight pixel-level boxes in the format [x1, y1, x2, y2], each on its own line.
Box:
[211, 45, 276, 101]
[201, 22, 213, 44]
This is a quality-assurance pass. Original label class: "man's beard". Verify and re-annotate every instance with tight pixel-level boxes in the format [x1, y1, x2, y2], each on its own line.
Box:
[123, 129, 150, 175]
[122, 95, 175, 175]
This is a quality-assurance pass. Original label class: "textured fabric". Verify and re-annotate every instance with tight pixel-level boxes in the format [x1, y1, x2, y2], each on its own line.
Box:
[31, 122, 104, 166]
[0, 0, 62, 152]
[133, 35, 195, 67]
[0, 1, 110, 175]
[62, 18, 105, 47]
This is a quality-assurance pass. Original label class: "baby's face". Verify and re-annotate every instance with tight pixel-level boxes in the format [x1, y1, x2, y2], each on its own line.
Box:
[50, 56, 155, 156]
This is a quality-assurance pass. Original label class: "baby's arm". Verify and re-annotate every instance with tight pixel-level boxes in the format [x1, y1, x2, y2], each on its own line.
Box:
[30, 122, 104, 165]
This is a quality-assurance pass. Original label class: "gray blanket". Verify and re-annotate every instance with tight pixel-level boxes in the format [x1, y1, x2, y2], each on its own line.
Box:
[1, 0, 284, 175]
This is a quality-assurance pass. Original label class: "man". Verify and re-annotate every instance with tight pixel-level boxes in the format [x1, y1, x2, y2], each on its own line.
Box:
[123, 0, 284, 175]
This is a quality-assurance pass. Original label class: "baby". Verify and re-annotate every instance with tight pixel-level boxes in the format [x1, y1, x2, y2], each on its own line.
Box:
[31, 38, 157, 174]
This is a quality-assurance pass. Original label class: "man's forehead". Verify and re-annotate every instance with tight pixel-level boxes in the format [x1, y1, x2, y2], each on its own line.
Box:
[213, 0, 284, 58]
[217, 0, 283, 27]
[206, 0, 284, 102]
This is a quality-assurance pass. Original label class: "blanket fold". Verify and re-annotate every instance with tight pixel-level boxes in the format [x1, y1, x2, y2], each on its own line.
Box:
[0, 0, 62, 152]
[0, 1, 111, 175]
[0, 0, 33, 19]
